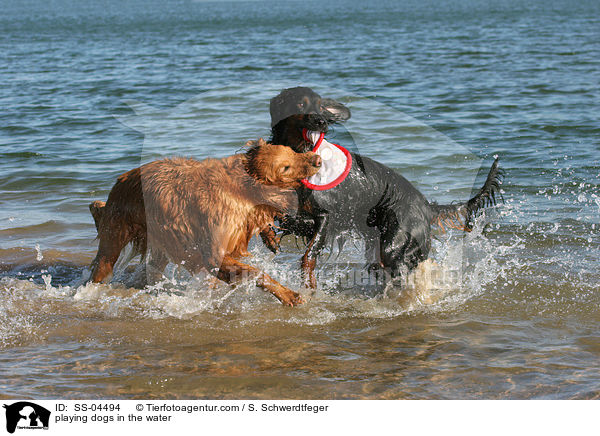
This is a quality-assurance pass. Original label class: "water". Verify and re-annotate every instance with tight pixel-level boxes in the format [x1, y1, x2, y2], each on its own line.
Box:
[1, 0, 599, 399]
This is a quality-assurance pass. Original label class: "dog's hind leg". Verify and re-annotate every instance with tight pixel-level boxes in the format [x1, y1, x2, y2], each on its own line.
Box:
[90, 233, 130, 283]
[377, 210, 429, 282]
[90, 216, 134, 283]
[217, 255, 304, 306]
[145, 249, 169, 285]
[382, 234, 423, 275]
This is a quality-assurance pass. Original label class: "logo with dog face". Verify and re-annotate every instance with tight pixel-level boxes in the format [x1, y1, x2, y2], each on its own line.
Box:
[2, 402, 50, 434]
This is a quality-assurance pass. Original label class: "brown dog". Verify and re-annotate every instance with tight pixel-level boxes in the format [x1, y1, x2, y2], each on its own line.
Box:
[89, 139, 321, 306]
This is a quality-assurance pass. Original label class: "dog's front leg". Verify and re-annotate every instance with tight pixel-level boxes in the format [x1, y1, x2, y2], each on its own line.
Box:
[301, 214, 329, 289]
[279, 214, 317, 239]
[217, 255, 304, 306]
[259, 214, 316, 253]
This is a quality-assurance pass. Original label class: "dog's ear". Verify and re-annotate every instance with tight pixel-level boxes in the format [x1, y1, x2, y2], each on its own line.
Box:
[269, 93, 289, 127]
[245, 138, 267, 148]
[321, 98, 351, 123]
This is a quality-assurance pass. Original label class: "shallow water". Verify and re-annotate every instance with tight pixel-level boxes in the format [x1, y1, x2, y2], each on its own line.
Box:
[1, 0, 599, 399]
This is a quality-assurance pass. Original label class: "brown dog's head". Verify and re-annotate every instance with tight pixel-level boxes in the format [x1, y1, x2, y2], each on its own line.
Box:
[245, 138, 322, 188]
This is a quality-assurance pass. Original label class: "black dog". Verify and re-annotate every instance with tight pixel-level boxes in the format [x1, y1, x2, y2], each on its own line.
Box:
[269, 86, 503, 288]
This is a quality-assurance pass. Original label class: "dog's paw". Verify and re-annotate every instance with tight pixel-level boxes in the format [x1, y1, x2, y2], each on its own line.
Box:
[279, 290, 305, 307]
[260, 227, 281, 254]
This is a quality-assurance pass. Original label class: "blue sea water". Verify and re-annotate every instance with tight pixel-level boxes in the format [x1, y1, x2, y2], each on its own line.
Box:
[0, 0, 599, 399]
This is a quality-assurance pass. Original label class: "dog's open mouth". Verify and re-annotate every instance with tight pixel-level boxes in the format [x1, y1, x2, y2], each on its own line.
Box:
[301, 129, 352, 191]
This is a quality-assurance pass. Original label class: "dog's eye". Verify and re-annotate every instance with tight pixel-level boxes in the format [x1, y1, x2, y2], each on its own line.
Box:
[284, 165, 291, 172]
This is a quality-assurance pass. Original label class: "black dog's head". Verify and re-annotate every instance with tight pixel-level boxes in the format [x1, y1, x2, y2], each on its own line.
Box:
[270, 86, 351, 152]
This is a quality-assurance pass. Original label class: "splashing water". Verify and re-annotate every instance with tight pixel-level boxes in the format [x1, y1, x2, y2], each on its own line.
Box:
[0, 211, 510, 344]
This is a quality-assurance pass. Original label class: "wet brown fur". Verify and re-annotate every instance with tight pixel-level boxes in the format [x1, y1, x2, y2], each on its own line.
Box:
[89, 139, 321, 306]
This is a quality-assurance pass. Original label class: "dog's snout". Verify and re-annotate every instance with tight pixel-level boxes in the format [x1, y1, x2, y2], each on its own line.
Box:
[315, 117, 327, 129]
[312, 155, 322, 168]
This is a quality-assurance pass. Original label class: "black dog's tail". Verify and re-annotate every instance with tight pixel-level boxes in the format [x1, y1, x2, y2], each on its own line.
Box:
[429, 158, 503, 232]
